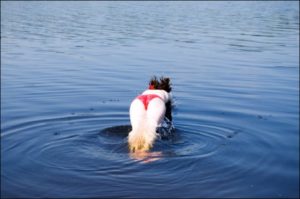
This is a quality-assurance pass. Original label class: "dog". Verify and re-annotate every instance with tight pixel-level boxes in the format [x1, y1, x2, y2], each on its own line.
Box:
[128, 76, 172, 152]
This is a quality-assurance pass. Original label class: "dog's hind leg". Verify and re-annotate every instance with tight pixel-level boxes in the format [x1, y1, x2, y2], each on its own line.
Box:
[128, 99, 150, 152]
[146, 98, 166, 128]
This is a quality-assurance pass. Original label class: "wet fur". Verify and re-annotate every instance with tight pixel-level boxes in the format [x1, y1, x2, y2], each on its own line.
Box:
[128, 76, 172, 152]
[149, 76, 172, 121]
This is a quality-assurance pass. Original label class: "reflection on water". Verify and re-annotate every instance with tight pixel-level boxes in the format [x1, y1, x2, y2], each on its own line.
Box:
[1, 1, 299, 198]
[130, 151, 163, 163]
[101, 118, 176, 163]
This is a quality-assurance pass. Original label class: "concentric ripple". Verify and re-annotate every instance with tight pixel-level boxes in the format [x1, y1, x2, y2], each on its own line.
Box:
[2, 1, 299, 198]
[1, 109, 294, 198]
[2, 113, 128, 171]
[2, 112, 242, 166]
[173, 122, 242, 158]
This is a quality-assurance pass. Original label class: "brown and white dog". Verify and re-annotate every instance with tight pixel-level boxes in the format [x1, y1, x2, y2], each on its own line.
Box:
[128, 76, 172, 152]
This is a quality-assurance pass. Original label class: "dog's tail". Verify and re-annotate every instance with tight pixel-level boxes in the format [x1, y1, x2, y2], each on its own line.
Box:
[128, 116, 158, 152]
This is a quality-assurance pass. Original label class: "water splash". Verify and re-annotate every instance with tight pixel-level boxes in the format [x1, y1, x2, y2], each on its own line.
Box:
[157, 117, 176, 139]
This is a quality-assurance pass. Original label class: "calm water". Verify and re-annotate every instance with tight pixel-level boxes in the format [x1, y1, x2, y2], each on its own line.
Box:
[1, 1, 299, 198]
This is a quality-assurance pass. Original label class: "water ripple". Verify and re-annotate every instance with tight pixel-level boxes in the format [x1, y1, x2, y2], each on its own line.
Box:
[1, 1, 298, 198]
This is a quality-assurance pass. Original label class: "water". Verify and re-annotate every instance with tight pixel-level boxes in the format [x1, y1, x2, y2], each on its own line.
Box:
[1, 1, 299, 198]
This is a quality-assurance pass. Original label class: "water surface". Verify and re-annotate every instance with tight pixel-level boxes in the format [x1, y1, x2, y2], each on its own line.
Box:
[1, 1, 299, 198]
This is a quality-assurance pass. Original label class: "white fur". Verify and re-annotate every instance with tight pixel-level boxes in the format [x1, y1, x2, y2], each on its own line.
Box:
[128, 89, 171, 152]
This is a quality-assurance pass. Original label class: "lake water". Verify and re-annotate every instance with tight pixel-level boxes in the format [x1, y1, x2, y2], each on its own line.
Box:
[1, 1, 299, 198]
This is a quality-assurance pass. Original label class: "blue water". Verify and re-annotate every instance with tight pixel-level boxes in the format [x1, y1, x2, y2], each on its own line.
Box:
[1, 1, 299, 198]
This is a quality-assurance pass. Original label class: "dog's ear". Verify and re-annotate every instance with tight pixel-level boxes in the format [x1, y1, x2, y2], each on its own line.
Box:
[159, 76, 172, 92]
[163, 77, 170, 84]
[149, 76, 159, 89]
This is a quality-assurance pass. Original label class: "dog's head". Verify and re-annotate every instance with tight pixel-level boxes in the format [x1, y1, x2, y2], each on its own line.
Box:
[148, 76, 160, 89]
[149, 76, 172, 93]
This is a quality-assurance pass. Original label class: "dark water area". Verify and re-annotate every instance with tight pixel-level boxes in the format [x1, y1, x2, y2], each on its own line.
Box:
[1, 1, 299, 198]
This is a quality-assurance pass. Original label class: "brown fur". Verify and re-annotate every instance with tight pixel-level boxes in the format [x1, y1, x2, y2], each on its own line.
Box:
[129, 135, 151, 152]
[148, 76, 172, 121]
[149, 76, 172, 93]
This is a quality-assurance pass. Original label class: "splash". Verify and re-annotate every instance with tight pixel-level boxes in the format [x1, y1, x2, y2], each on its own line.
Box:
[157, 117, 175, 139]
